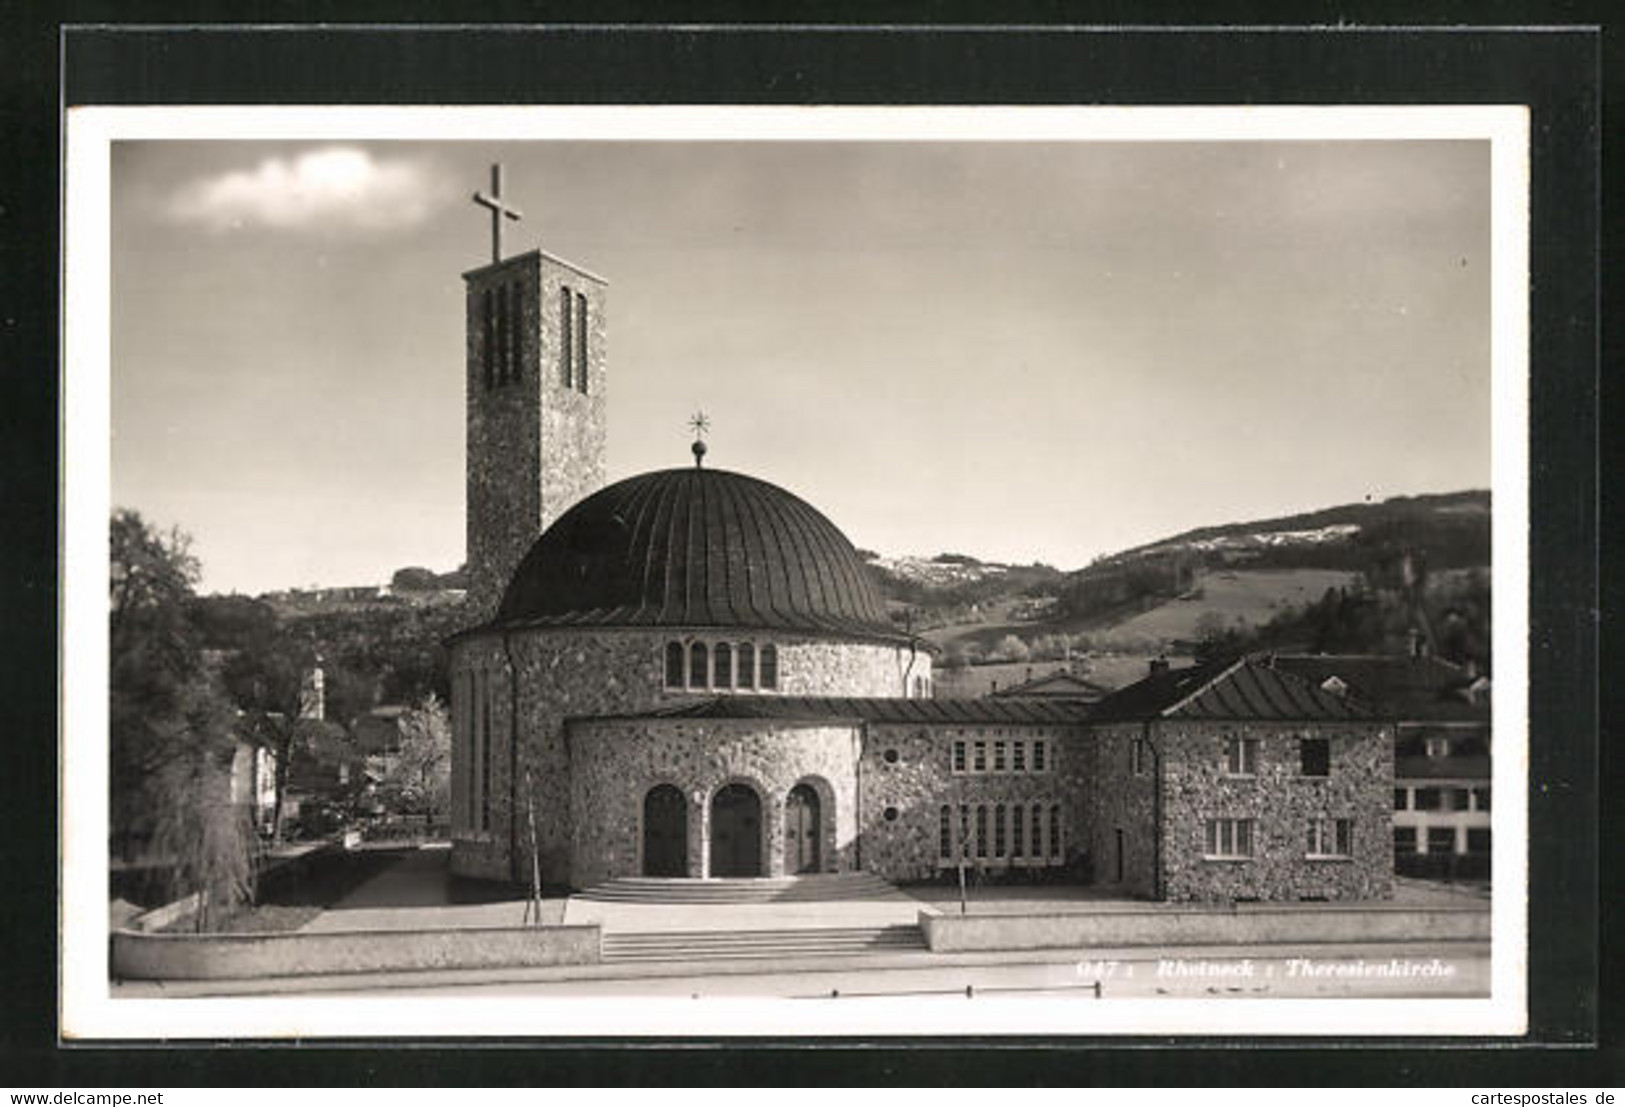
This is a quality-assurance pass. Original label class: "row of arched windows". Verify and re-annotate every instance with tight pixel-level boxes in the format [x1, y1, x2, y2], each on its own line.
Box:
[665, 640, 779, 692]
[938, 802, 1064, 864]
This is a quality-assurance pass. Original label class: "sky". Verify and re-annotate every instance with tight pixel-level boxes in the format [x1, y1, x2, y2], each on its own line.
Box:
[110, 137, 1491, 596]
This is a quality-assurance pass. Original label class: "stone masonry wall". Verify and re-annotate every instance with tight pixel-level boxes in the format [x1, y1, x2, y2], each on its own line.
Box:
[568, 719, 860, 887]
[857, 722, 1091, 884]
[1088, 722, 1159, 897]
[464, 251, 607, 624]
[1157, 720, 1394, 902]
[450, 628, 933, 886]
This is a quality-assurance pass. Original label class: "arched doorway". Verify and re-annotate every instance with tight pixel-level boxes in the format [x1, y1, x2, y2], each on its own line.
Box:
[709, 783, 762, 877]
[784, 783, 822, 874]
[642, 784, 687, 877]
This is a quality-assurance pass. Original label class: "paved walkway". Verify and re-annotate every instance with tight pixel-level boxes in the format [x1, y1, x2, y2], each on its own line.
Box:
[300, 845, 564, 933]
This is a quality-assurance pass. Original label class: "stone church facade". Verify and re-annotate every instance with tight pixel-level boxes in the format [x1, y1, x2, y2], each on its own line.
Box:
[446, 227, 1395, 901]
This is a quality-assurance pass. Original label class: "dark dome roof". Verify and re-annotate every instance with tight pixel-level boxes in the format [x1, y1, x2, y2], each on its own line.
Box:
[493, 467, 898, 639]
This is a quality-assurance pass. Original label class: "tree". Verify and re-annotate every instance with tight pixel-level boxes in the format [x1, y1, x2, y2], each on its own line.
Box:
[109, 510, 255, 918]
[994, 634, 1031, 662]
[379, 694, 452, 822]
[223, 638, 350, 843]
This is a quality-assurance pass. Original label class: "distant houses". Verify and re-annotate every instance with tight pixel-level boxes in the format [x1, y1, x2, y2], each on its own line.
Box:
[1272, 653, 1492, 879]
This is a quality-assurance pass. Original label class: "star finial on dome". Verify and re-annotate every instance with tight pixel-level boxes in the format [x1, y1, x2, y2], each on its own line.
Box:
[689, 411, 710, 467]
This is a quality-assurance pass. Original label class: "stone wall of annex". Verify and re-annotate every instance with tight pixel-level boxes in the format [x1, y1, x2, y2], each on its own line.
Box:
[1088, 722, 1160, 897]
[1156, 720, 1394, 902]
[855, 722, 1091, 884]
[567, 719, 860, 887]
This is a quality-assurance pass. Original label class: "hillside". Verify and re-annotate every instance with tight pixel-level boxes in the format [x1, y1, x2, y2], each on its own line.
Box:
[899, 490, 1490, 679]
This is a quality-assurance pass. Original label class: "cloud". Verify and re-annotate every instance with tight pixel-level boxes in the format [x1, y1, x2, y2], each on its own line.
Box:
[167, 147, 445, 233]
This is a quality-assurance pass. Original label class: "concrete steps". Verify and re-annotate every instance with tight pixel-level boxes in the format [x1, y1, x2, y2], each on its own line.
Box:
[576, 872, 899, 904]
[601, 924, 928, 963]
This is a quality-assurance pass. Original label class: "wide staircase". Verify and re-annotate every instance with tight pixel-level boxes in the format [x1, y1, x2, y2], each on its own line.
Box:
[574, 872, 930, 964]
[601, 923, 927, 963]
[574, 871, 899, 904]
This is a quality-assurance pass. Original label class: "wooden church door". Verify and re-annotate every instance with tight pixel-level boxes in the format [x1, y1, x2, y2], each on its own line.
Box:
[642, 784, 687, 877]
[784, 784, 822, 874]
[709, 783, 762, 877]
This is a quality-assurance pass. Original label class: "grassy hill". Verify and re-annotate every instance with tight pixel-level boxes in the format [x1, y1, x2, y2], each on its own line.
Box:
[884, 490, 1490, 679]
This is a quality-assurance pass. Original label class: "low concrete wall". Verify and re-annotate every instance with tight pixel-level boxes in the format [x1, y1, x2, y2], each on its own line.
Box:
[919, 907, 1489, 952]
[112, 924, 600, 981]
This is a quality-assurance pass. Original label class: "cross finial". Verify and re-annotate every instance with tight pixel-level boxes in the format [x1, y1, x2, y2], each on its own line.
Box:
[472, 163, 524, 264]
[689, 411, 710, 467]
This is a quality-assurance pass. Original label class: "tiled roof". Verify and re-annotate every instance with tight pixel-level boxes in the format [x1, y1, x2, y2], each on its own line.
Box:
[580, 695, 1091, 726]
[989, 671, 1111, 700]
[1089, 657, 1372, 723]
[1270, 654, 1488, 722]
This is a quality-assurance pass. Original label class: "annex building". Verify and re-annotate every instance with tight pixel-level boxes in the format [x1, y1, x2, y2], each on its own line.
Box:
[445, 201, 1397, 902]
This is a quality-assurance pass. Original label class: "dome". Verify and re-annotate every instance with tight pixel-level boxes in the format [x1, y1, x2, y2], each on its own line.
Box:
[493, 467, 899, 639]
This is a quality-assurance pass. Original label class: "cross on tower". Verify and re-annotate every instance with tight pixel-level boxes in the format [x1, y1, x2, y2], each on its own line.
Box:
[689, 412, 710, 467]
[472, 163, 524, 264]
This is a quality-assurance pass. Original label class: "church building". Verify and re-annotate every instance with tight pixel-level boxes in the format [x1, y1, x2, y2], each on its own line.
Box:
[446, 177, 1396, 902]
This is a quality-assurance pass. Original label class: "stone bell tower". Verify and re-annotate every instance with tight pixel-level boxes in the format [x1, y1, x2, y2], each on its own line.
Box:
[463, 164, 608, 622]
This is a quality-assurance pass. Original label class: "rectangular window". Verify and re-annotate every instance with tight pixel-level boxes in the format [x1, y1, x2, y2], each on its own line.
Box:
[972, 741, 987, 773]
[1393, 826, 1418, 857]
[1012, 740, 1026, 773]
[482, 288, 496, 390]
[1204, 817, 1255, 859]
[1467, 828, 1491, 854]
[1300, 737, 1330, 777]
[574, 292, 589, 393]
[1224, 736, 1260, 776]
[1307, 817, 1354, 857]
[1450, 788, 1472, 812]
[1473, 786, 1491, 812]
[993, 741, 1007, 772]
[1415, 787, 1443, 811]
[506, 281, 522, 383]
[1394, 788, 1409, 811]
[1032, 739, 1047, 773]
[994, 805, 1006, 857]
[952, 740, 966, 774]
[1427, 827, 1457, 855]
[559, 286, 573, 387]
[479, 671, 493, 833]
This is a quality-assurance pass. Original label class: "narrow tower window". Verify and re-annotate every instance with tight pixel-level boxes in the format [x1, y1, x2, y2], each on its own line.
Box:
[507, 281, 522, 383]
[559, 285, 573, 388]
[575, 292, 590, 394]
[481, 288, 495, 390]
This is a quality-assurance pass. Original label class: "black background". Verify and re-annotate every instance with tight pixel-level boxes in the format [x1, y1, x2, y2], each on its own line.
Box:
[2, 6, 1612, 1088]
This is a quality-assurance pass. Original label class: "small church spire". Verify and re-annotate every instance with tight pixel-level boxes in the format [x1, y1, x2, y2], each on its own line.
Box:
[689, 411, 710, 467]
[472, 163, 524, 264]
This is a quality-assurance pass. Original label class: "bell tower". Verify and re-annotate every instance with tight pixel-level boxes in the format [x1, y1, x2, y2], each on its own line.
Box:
[463, 164, 608, 622]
